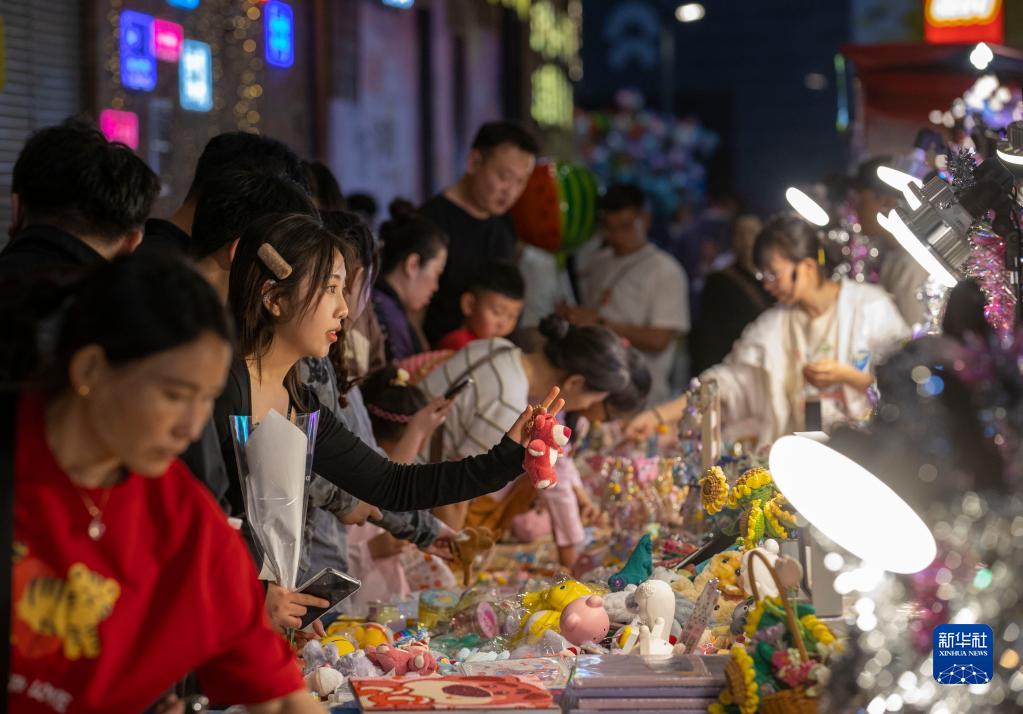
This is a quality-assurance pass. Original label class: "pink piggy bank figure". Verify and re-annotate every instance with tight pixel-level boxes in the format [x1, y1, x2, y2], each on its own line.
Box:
[559, 595, 610, 646]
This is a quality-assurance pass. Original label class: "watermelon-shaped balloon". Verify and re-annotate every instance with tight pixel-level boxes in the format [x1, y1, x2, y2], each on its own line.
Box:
[511, 160, 599, 256]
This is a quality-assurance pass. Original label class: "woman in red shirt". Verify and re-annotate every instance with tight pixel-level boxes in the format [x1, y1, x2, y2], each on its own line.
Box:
[8, 254, 320, 713]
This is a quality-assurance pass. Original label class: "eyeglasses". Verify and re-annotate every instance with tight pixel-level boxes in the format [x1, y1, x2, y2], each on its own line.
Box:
[757, 266, 799, 285]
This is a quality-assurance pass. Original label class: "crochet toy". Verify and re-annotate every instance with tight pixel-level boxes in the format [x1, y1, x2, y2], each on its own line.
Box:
[608, 534, 653, 592]
[523, 411, 571, 490]
[559, 595, 610, 646]
[672, 550, 746, 601]
[366, 643, 438, 676]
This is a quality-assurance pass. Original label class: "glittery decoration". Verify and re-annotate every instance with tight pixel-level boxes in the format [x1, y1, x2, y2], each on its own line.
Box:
[947, 148, 977, 193]
[965, 223, 1016, 338]
[821, 491, 1023, 712]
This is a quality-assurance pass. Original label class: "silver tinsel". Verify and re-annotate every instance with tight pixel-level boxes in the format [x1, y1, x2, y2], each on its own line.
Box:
[821, 491, 1023, 713]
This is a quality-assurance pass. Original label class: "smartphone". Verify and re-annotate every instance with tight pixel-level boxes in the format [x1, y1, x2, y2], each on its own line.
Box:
[295, 567, 361, 629]
[443, 376, 474, 400]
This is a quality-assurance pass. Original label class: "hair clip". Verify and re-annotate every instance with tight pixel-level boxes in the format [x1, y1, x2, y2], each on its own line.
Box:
[390, 368, 411, 387]
[257, 243, 293, 280]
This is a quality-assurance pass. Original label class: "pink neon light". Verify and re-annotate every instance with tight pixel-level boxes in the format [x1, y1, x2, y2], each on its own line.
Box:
[100, 109, 140, 150]
[152, 19, 184, 62]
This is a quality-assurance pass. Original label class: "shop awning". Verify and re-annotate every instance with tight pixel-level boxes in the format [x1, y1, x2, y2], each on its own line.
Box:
[842, 42, 1023, 122]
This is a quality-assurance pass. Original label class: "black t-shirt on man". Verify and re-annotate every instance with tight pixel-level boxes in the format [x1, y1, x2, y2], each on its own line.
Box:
[419, 194, 517, 344]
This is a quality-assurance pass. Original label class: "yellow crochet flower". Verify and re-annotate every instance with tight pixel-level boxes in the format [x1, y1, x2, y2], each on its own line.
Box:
[744, 596, 779, 639]
[763, 496, 796, 539]
[801, 614, 836, 646]
[737, 499, 765, 550]
[726, 467, 772, 508]
[722, 644, 759, 714]
[700, 467, 729, 515]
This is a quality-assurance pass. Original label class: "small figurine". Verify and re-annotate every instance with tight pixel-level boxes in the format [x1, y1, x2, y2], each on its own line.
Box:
[633, 580, 675, 656]
[523, 411, 572, 490]
[608, 534, 653, 591]
[559, 595, 611, 646]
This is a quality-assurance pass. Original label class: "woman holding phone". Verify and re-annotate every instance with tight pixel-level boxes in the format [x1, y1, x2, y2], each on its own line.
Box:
[217, 214, 561, 629]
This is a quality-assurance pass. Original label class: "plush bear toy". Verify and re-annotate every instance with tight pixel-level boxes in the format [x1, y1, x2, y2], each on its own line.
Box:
[366, 643, 438, 676]
[523, 412, 571, 490]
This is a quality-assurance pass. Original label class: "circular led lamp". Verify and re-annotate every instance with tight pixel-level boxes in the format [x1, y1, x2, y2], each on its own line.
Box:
[769, 435, 937, 574]
[996, 120, 1023, 175]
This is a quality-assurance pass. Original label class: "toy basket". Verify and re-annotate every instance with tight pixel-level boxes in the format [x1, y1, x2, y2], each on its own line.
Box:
[747, 549, 817, 714]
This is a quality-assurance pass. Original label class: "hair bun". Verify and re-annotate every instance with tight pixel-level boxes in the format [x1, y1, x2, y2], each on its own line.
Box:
[539, 314, 571, 342]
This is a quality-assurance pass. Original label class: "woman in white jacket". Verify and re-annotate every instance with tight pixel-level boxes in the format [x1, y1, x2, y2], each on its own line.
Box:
[627, 215, 909, 446]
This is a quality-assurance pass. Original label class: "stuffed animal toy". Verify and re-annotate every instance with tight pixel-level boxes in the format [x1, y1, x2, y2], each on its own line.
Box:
[366, 643, 438, 676]
[325, 621, 392, 650]
[608, 534, 653, 591]
[601, 585, 638, 625]
[672, 550, 746, 601]
[451, 526, 496, 587]
[305, 667, 345, 697]
[523, 411, 571, 489]
[521, 579, 595, 615]
[335, 650, 383, 678]
[560, 595, 610, 646]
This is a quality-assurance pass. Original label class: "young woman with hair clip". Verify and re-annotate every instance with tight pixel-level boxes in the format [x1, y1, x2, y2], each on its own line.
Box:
[626, 215, 909, 446]
[219, 213, 559, 633]
[6, 253, 320, 713]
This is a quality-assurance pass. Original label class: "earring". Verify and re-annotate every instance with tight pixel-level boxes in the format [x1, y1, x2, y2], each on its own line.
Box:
[77, 384, 91, 397]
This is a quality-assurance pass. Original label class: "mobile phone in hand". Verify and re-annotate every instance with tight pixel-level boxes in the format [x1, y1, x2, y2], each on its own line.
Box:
[443, 376, 474, 400]
[295, 567, 361, 629]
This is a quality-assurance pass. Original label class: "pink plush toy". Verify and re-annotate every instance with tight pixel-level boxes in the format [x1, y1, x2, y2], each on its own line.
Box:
[366, 643, 438, 676]
[523, 412, 572, 490]
[559, 595, 610, 646]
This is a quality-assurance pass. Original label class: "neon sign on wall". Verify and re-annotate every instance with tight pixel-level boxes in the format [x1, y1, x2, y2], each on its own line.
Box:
[179, 39, 213, 111]
[925, 0, 1004, 44]
[99, 109, 140, 149]
[153, 19, 184, 62]
[265, 1, 295, 68]
[120, 10, 157, 91]
[166, 0, 200, 9]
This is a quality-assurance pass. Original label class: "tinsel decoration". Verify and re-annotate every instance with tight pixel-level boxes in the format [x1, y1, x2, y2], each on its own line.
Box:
[946, 148, 977, 193]
[820, 491, 1023, 713]
[821, 333, 1023, 711]
[828, 199, 883, 284]
[965, 223, 1016, 339]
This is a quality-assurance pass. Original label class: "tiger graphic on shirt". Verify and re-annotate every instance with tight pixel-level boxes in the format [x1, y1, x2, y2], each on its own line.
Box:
[13, 553, 121, 661]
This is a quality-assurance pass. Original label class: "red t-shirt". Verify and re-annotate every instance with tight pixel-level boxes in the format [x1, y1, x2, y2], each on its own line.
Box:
[9, 394, 304, 713]
[437, 327, 478, 352]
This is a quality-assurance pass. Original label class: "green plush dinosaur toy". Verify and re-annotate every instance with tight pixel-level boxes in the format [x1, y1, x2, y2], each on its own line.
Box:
[608, 533, 653, 591]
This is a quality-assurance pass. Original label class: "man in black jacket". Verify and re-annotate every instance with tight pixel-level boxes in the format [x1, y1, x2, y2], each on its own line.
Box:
[0, 117, 159, 279]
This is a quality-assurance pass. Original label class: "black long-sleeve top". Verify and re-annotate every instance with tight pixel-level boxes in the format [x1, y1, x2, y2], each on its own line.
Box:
[215, 361, 525, 517]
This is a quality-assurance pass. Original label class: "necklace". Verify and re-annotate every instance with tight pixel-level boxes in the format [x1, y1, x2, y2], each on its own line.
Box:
[73, 486, 114, 541]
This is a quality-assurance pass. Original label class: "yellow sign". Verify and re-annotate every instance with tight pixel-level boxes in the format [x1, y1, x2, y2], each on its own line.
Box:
[531, 63, 573, 128]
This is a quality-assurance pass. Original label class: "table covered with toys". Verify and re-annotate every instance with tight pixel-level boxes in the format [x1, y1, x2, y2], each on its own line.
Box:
[238, 381, 842, 714]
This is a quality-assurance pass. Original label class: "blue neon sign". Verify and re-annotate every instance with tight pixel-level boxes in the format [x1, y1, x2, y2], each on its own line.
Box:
[265, 1, 294, 68]
[179, 39, 213, 112]
[167, 0, 200, 9]
[120, 10, 157, 92]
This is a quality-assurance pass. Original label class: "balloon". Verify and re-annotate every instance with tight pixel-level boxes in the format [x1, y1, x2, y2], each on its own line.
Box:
[510, 160, 599, 256]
